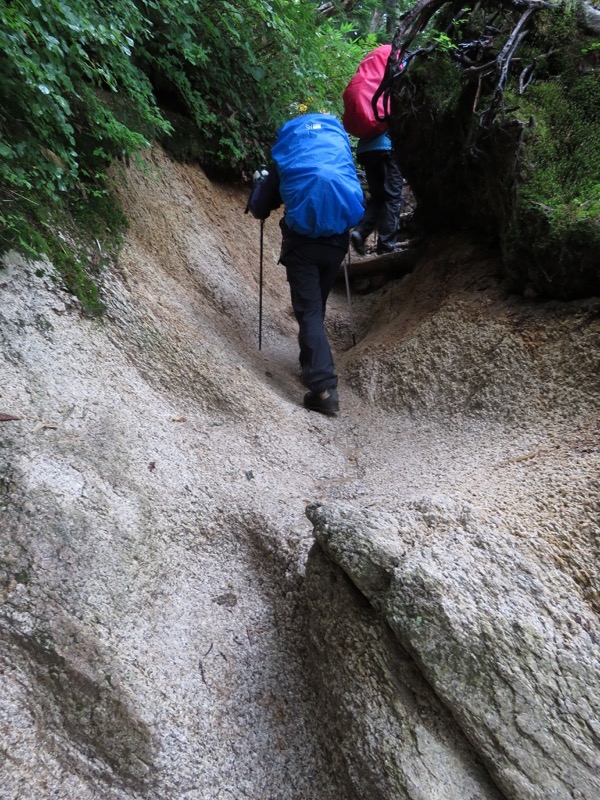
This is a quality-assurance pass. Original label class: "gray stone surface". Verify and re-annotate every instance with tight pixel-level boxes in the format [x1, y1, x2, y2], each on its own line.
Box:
[308, 500, 600, 800]
[0, 148, 598, 799]
[305, 545, 504, 800]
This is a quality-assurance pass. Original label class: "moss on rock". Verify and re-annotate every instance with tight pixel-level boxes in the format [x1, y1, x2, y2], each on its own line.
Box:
[389, 1, 599, 299]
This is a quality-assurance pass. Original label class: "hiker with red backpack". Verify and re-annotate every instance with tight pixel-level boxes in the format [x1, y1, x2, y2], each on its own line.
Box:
[247, 112, 364, 416]
[343, 45, 405, 256]
[351, 130, 404, 256]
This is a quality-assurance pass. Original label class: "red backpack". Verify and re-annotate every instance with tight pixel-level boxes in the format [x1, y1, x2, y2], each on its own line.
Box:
[342, 45, 391, 140]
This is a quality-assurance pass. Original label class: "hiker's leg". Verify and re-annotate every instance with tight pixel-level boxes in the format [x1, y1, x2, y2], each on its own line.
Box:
[376, 153, 404, 251]
[284, 245, 341, 393]
[354, 154, 386, 240]
[319, 247, 343, 314]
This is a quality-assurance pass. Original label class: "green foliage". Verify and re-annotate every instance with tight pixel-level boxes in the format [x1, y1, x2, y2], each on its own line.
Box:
[7, 0, 594, 307]
[0, 0, 168, 192]
[518, 76, 600, 220]
[0, 0, 168, 307]
[141, 1, 373, 170]
[502, 8, 600, 295]
[1, 0, 386, 306]
[514, 7, 600, 223]
[386, 0, 599, 298]
[429, 30, 458, 53]
[317, 0, 413, 39]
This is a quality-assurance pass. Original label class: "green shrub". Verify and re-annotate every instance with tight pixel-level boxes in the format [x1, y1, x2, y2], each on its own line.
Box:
[0, 0, 382, 307]
[501, 9, 600, 296]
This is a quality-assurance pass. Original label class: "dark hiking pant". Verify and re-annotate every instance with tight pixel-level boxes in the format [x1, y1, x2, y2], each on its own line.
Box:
[281, 242, 346, 394]
[356, 150, 404, 251]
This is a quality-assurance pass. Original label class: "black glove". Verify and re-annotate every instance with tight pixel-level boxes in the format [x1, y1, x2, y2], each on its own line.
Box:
[245, 167, 268, 215]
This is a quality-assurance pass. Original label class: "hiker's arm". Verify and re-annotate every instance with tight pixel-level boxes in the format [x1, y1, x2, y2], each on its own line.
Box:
[246, 168, 282, 220]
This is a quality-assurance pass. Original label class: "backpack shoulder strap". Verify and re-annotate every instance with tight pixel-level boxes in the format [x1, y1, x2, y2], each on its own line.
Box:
[372, 46, 410, 123]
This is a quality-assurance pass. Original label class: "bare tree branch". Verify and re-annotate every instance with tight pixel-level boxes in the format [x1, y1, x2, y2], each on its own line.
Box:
[518, 63, 536, 93]
[392, 0, 453, 51]
[317, 0, 357, 18]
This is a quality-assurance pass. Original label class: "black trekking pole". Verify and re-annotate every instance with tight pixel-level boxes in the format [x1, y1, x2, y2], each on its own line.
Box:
[258, 218, 264, 350]
[343, 248, 356, 347]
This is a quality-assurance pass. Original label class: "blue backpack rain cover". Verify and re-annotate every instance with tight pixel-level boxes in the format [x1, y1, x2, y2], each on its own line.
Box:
[272, 113, 364, 237]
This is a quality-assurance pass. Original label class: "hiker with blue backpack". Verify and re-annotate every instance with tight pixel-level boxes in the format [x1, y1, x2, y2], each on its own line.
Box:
[247, 112, 364, 416]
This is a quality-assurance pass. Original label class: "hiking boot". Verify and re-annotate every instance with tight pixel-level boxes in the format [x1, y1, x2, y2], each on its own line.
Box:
[376, 242, 405, 256]
[303, 388, 339, 416]
[350, 230, 366, 256]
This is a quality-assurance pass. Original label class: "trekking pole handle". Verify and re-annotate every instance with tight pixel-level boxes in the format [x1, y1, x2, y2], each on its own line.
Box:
[253, 166, 269, 183]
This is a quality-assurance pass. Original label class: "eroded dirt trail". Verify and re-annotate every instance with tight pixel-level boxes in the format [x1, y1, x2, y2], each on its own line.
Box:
[1, 150, 598, 800]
